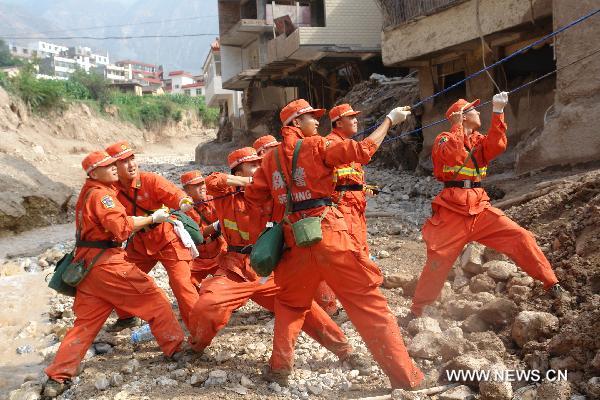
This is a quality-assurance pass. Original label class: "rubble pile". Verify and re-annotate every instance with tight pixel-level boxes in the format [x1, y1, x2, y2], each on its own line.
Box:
[335, 73, 421, 170]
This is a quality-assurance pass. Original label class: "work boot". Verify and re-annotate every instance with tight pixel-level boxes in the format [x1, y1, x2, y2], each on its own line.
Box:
[342, 352, 371, 376]
[261, 365, 290, 386]
[550, 283, 571, 303]
[106, 317, 141, 333]
[42, 379, 69, 398]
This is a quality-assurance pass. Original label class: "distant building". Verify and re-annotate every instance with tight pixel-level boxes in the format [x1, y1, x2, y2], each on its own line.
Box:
[109, 82, 143, 96]
[94, 63, 133, 82]
[142, 85, 165, 96]
[182, 82, 205, 97]
[168, 70, 195, 94]
[115, 60, 164, 86]
[203, 37, 244, 136]
[38, 55, 77, 79]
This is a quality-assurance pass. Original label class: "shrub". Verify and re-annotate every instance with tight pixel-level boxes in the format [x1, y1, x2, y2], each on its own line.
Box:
[70, 70, 110, 104]
[64, 79, 91, 100]
[10, 67, 67, 112]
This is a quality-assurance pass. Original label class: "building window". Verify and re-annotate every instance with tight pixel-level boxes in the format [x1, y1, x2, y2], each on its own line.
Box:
[185, 90, 191, 95]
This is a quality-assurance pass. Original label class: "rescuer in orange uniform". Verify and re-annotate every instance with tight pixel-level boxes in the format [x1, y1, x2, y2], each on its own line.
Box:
[180, 170, 227, 287]
[253, 135, 280, 156]
[254, 135, 339, 315]
[188, 148, 367, 380]
[42, 151, 184, 398]
[410, 93, 565, 317]
[326, 104, 371, 253]
[104, 141, 199, 332]
[245, 99, 424, 389]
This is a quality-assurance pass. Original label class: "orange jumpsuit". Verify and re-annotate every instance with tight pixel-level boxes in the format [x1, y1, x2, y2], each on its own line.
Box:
[45, 179, 183, 382]
[326, 127, 369, 252]
[411, 113, 559, 316]
[245, 126, 424, 389]
[113, 171, 199, 329]
[188, 172, 352, 362]
[186, 201, 226, 287]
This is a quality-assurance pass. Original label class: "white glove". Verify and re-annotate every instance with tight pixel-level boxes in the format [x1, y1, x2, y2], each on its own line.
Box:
[386, 106, 411, 126]
[151, 208, 170, 224]
[179, 197, 193, 212]
[492, 92, 509, 113]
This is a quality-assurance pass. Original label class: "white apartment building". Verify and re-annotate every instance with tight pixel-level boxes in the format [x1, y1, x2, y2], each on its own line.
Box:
[203, 38, 243, 128]
[28, 41, 69, 58]
[168, 71, 196, 94]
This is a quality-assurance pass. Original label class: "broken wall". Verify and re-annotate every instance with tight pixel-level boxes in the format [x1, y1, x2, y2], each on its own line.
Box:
[515, 0, 600, 173]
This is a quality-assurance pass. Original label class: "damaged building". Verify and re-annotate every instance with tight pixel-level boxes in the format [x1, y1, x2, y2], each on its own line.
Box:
[216, 0, 402, 141]
[376, 0, 600, 173]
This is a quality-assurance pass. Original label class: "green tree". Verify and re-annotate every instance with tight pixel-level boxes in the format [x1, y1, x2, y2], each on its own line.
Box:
[0, 39, 22, 67]
[70, 69, 110, 105]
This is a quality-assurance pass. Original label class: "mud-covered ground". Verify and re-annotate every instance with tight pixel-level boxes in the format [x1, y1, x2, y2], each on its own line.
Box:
[3, 159, 599, 400]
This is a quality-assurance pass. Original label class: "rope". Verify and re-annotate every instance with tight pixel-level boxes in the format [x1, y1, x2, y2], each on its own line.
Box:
[192, 190, 240, 206]
[353, 7, 600, 138]
[380, 46, 600, 145]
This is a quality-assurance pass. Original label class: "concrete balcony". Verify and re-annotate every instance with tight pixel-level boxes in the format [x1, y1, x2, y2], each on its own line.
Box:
[220, 19, 272, 47]
[205, 74, 238, 108]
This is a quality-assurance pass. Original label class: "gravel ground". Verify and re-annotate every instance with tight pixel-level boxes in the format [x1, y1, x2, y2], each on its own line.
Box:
[3, 162, 599, 400]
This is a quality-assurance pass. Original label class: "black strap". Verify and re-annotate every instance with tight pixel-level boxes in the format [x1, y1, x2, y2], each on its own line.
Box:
[291, 198, 333, 212]
[227, 245, 253, 254]
[465, 144, 481, 176]
[76, 239, 122, 249]
[335, 184, 364, 192]
[274, 140, 303, 216]
[444, 180, 482, 189]
[120, 189, 153, 215]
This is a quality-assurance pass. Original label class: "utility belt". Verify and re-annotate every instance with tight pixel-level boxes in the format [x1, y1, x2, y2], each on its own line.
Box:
[227, 245, 253, 254]
[291, 197, 332, 212]
[48, 238, 122, 298]
[444, 180, 482, 189]
[75, 239, 123, 249]
[335, 184, 363, 192]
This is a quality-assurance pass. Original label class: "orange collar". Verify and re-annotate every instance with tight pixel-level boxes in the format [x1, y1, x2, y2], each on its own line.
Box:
[281, 125, 305, 140]
[330, 127, 353, 140]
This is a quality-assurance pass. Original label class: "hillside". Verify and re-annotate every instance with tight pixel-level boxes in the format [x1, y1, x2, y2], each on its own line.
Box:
[0, 86, 215, 235]
[0, 0, 219, 72]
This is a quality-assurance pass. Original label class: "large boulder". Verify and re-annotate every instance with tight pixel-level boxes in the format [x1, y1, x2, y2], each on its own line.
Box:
[446, 300, 483, 320]
[478, 299, 518, 328]
[469, 274, 496, 293]
[478, 363, 513, 400]
[407, 331, 443, 359]
[440, 327, 476, 361]
[511, 311, 559, 347]
[407, 317, 442, 335]
[536, 380, 571, 400]
[444, 353, 491, 389]
[460, 244, 485, 274]
[485, 261, 518, 281]
[0, 154, 72, 235]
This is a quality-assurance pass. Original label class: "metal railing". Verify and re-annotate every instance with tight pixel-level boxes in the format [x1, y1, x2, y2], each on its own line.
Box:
[377, 0, 464, 29]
